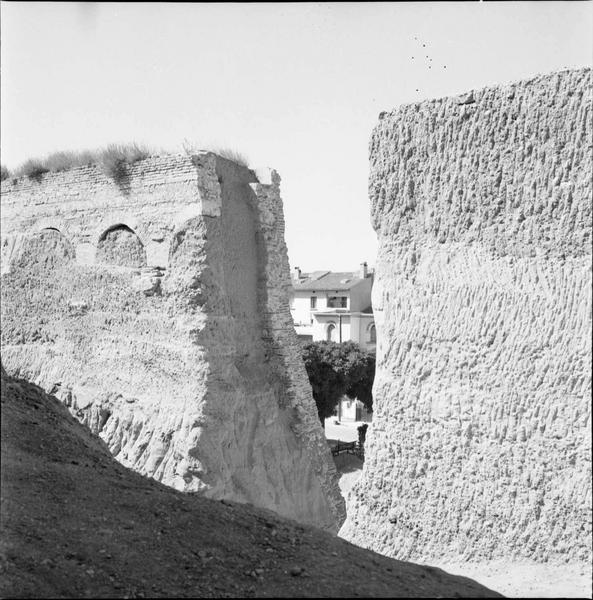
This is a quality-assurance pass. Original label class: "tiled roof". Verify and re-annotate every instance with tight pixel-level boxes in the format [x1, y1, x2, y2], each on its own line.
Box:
[292, 271, 367, 291]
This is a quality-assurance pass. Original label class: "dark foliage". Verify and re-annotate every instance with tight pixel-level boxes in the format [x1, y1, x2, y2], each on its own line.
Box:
[301, 341, 345, 424]
[301, 340, 375, 425]
[19, 159, 50, 181]
[340, 341, 375, 412]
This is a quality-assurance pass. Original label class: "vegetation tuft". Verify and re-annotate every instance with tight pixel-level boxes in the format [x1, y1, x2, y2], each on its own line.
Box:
[43, 150, 95, 173]
[182, 139, 250, 167]
[99, 143, 152, 183]
[1, 164, 10, 181]
[214, 147, 250, 167]
[17, 159, 50, 181]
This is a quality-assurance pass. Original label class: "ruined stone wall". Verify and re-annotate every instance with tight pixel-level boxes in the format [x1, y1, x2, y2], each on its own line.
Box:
[0, 152, 345, 532]
[341, 68, 592, 561]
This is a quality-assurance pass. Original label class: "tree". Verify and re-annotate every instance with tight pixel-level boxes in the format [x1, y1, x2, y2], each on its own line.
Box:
[301, 341, 345, 425]
[340, 341, 375, 413]
[301, 340, 375, 426]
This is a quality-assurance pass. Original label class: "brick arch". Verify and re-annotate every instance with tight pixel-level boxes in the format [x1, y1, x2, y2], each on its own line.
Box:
[34, 218, 70, 237]
[97, 223, 133, 242]
[96, 223, 147, 268]
[9, 227, 75, 272]
[92, 213, 145, 246]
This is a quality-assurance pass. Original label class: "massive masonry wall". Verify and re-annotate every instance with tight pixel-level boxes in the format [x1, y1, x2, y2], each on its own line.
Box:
[341, 69, 592, 561]
[0, 152, 346, 532]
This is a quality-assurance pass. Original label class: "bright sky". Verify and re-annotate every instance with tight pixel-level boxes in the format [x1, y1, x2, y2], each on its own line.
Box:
[1, 2, 592, 272]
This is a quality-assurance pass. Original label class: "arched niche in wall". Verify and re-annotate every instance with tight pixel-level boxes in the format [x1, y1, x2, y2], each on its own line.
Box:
[10, 227, 76, 272]
[96, 224, 147, 268]
[368, 323, 376, 343]
[326, 322, 337, 342]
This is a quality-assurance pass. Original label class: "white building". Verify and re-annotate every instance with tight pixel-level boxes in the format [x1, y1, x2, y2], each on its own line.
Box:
[290, 262, 375, 423]
[289, 262, 376, 351]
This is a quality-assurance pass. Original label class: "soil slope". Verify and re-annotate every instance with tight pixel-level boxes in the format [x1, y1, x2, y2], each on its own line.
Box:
[0, 370, 501, 598]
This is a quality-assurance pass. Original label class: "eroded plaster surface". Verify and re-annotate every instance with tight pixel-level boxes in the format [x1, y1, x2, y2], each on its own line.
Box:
[341, 69, 592, 562]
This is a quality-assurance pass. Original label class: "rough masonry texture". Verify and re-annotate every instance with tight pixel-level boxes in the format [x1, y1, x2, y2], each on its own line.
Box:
[341, 68, 592, 562]
[0, 152, 346, 532]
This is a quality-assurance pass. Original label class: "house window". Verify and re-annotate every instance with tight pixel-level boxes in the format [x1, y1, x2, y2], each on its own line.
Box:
[326, 323, 337, 341]
[369, 324, 376, 343]
[310, 296, 317, 309]
[327, 296, 347, 308]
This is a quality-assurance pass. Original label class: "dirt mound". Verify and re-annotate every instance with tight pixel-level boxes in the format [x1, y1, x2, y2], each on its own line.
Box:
[0, 370, 501, 598]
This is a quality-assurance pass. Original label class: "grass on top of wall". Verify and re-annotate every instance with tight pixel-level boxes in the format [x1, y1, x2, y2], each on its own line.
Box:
[3, 141, 251, 185]
[99, 144, 153, 183]
[4, 143, 154, 184]
[181, 139, 250, 168]
[213, 148, 250, 168]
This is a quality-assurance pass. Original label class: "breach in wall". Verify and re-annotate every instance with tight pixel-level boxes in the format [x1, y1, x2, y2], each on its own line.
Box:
[0, 151, 346, 532]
